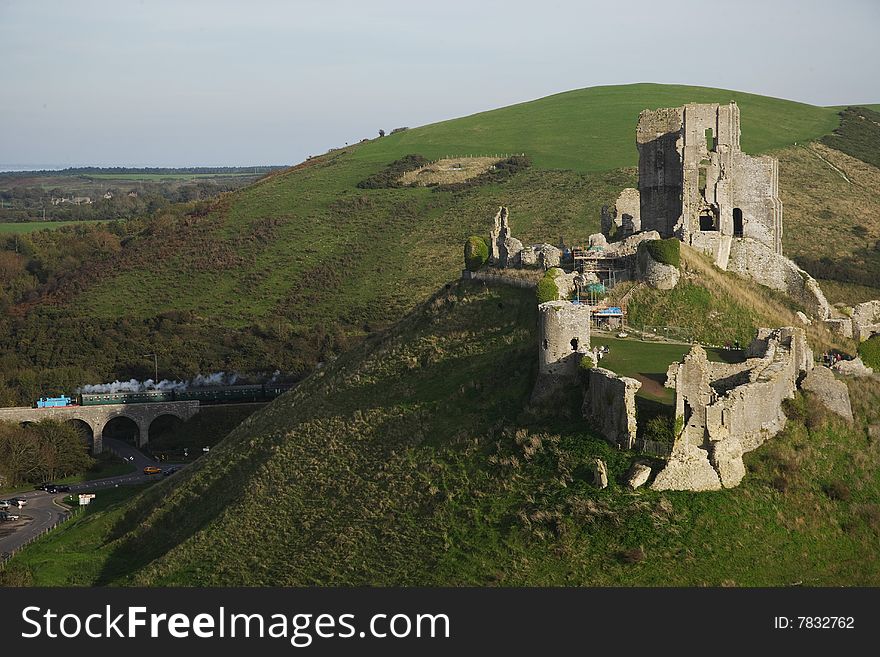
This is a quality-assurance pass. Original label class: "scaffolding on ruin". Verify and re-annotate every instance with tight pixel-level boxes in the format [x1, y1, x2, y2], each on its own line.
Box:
[571, 246, 630, 290]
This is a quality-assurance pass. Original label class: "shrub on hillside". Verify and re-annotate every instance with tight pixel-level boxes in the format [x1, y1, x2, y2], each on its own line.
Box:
[536, 271, 559, 304]
[640, 238, 680, 268]
[464, 236, 489, 272]
[642, 415, 676, 444]
[356, 154, 429, 189]
[858, 335, 880, 370]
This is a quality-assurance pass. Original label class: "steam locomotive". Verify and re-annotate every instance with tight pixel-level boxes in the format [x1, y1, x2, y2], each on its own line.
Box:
[34, 383, 295, 408]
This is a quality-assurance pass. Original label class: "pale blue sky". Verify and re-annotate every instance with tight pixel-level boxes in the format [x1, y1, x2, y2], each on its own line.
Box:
[1, 0, 878, 167]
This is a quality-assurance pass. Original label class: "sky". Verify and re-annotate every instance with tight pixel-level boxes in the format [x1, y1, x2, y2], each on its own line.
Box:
[1, 0, 878, 168]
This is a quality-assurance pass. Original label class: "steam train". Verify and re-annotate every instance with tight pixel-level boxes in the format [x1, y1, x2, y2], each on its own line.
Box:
[35, 383, 295, 408]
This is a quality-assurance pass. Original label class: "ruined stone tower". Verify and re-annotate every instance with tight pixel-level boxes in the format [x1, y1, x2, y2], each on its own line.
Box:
[537, 301, 591, 378]
[532, 300, 591, 402]
[637, 102, 782, 269]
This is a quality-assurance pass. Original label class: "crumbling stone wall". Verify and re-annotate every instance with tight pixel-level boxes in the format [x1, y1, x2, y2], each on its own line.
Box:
[582, 367, 641, 449]
[726, 238, 833, 319]
[489, 206, 522, 268]
[601, 188, 641, 237]
[852, 300, 880, 342]
[652, 327, 812, 491]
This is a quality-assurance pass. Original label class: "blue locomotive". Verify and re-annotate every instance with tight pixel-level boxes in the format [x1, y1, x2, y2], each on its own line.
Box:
[36, 395, 74, 408]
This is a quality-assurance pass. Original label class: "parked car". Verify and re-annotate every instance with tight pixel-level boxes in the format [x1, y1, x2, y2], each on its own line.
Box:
[10, 497, 27, 507]
[143, 466, 162, 475]
[35, 483, 53, 491]
[0, 510, 20, 521]
[46, 484, 70, 493]
[0, 500, 10, 509]
[162, 467, 178, 477]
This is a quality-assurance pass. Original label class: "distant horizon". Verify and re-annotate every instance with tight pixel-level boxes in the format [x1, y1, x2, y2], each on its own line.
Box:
[3, 0, 878, 168]
[0, 164, 291, 172]
[2, 81, 878, 172]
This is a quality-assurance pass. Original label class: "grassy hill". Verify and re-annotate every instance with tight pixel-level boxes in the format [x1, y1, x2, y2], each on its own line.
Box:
[4, 279, 879, 586]
[352, 83, 841, 172]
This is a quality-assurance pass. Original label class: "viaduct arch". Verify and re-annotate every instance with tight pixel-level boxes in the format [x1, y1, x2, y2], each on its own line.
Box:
[0, 401, 200, 454]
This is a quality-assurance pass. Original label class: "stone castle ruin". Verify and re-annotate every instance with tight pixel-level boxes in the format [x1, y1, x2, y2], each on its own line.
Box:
[633, 101, 832, 319]
[653, 327, 812, 490]
[637, 102, 782, 265]
[460, 100, 872, 492]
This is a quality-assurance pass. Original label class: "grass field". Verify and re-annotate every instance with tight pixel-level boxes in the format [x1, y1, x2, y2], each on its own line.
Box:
[0, 220, 101, 233]
[0, 485, 149, 586]
[352, 83, 841, 172]
[590, 335, 743, 403]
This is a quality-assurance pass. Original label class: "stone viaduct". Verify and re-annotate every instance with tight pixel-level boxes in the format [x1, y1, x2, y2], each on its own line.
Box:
[0, 401, 200, 454]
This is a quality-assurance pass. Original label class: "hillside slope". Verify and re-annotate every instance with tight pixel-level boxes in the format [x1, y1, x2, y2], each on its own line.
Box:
[6, 278, 879, 586]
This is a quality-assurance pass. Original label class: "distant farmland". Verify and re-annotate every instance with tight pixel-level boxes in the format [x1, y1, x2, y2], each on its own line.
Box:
[0, 220, 101, 233]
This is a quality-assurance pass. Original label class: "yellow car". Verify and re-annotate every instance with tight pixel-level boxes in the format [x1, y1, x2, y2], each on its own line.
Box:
[143, 466, 162, 475]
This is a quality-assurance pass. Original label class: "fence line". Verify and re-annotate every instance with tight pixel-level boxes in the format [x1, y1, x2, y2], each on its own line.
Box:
[0, 504, 83, 570]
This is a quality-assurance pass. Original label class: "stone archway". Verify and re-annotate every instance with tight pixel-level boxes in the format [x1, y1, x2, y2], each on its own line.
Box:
[148, 413, 185, 447]
[103, 415, 141, 445]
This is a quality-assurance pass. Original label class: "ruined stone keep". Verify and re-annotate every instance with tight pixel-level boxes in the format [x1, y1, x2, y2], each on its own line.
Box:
[537, 301, 591, 379]
[637, 102, 782, 269]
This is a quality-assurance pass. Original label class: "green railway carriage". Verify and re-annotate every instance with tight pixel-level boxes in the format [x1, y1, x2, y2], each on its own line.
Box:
[173, 384, 266, 404]
[76, 384, 294, 407]
[80, 390, 174, 405]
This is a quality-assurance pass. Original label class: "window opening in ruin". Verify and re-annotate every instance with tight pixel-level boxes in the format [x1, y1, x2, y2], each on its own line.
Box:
[570, 338, 579, 351]
[683, 401, 693, 426]
[698, 159, 709, 197]
[733, 208, 743, 237]
[542, 339, 548, 350]
[699, 215, 717, 231]
[705, 128, 714, 152]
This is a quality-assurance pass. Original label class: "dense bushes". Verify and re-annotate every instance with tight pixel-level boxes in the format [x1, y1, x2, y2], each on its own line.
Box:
[356, 154, 429, 189]
[640, 238, 680, 267]
[0, 419, 94, 486]
[821, 106, 880, 169]
[858, 335, 880, 370]
[463, 236, 489, 272]
[536, 269, 560, 303]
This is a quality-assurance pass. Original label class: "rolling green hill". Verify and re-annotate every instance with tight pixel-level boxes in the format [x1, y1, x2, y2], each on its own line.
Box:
[353, 83, 841, 172]
[4, 279, 879, 586]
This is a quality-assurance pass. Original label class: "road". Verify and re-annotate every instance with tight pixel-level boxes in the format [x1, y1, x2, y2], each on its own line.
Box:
[0, 437, 186, 562]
